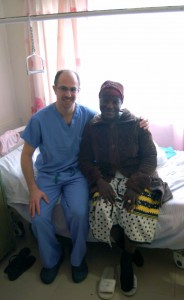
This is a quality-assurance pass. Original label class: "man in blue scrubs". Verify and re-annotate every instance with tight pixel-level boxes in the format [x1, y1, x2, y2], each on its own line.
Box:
[21, 69, 148, 285]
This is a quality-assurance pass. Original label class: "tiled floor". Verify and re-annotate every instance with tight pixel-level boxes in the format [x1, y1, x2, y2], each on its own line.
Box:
[0, 221, 184, 300]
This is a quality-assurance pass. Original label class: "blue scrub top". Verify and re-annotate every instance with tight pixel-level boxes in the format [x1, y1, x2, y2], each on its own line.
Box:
[22, 103, 96, 174]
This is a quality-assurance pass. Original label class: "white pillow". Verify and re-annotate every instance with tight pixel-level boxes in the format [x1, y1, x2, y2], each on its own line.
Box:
[154, 141, 168, 166]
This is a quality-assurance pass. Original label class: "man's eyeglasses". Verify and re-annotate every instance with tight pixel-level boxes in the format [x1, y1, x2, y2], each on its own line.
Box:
[56, 85, 79, 93]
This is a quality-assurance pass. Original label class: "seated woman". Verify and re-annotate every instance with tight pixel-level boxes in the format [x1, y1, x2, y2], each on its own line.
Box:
[79, 80, 172, 296]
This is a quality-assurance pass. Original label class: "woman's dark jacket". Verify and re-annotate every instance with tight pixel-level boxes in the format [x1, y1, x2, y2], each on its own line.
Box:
[79, 109, 172, 203]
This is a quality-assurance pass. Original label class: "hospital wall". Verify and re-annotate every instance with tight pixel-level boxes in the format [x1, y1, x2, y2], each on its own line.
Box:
[0, 0, 31, 134]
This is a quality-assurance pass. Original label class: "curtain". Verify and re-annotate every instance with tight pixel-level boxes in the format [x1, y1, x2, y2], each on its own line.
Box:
[24, 0, 88, 113]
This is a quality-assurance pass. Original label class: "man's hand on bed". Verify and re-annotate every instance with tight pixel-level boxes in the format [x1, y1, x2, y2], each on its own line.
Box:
[29, 187, 49, 217]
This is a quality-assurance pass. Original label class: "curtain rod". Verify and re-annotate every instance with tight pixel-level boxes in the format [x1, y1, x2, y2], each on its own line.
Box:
[0, 5, 184, 25]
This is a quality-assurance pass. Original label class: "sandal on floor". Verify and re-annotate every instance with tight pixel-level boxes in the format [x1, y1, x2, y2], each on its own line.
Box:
[173, 250, 184, 269]
[4, 247, 31, 274]
[98, 267, 116, 299]
[121, 274, 137, 297]
[117, 265, 137, 297]
[7, 255, 36, 281]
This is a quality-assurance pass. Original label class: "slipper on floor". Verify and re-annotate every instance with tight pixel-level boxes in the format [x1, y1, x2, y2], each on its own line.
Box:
[4, 247, 31, 274]
[6, 255, 36, 281]
[121, 274, 137, 297]
[117, 265, 137, 297]
[98, 267, 116, 299]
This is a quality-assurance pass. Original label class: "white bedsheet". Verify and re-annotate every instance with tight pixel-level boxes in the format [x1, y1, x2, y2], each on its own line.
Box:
[1, 145, 184, 249]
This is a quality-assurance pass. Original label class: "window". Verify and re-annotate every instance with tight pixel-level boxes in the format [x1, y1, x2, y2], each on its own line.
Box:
[77, 8, 184, 127]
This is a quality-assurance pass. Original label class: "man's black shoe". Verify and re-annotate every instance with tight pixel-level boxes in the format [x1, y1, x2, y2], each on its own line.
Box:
[40, 255, 64, 284]
[71, 259, 88, 283]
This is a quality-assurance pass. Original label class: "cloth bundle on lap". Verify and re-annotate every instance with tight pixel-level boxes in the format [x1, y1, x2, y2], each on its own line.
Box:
[89, 173, 160, 245]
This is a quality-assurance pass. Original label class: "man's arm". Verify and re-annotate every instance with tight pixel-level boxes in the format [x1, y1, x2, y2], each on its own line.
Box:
[21, 141, 48, 217]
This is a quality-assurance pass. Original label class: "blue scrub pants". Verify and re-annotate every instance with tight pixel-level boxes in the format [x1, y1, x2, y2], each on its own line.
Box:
[31, 168, 89, 269]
